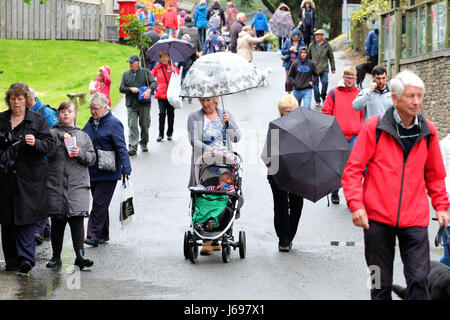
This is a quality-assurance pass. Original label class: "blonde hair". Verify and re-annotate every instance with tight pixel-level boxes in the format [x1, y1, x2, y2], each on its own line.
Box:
[278, 94, 298, 116]
[199, 96, 219, 106]
[343, 66, 357, 76]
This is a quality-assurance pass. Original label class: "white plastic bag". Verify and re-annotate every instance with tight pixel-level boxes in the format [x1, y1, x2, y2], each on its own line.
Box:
[439, 134, 450, 197]
[119, 177, 135, 229]
[167, 66, 183, 109]
[89, 80, 96, 92]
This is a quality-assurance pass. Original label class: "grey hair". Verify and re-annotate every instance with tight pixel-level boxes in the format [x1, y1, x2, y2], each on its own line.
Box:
[390, 70, 425, 99]
[29, 87, 36, 100]
[237, 12, 246, 20]
[88, 92, 109, 108]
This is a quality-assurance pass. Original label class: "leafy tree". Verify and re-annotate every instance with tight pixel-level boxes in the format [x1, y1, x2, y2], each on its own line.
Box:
[24, 0, 48, 4]
[350, 0, 389, 28]
[120, 14, 153, 69]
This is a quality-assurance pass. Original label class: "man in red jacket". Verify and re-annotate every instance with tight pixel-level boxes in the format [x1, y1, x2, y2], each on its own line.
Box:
[322, 66, 362, 204]
[162, 4, 178, 38]
[342, 70, 449, 300]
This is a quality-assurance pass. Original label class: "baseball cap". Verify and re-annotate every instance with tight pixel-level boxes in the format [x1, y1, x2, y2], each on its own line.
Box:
[127, 55, 140, 63]
[314, 29, 325, 35]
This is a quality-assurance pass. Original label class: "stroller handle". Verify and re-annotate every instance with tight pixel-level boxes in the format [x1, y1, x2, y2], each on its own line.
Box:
[190, 189, 240, 200]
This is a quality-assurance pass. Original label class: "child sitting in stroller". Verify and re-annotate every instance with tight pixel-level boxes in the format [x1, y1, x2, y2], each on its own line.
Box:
[193, 172, 236, 231]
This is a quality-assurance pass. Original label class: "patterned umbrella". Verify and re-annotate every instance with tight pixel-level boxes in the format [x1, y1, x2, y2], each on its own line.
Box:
[179, 52, 262, 98]
[269, 10, 295, 38]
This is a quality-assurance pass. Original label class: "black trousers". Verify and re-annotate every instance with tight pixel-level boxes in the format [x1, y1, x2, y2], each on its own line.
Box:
[302, 26, 312, 47]
[1, 223, 36, 267]
[50, 217, 85, 258]
[87, 180, 117, 242]
[256, 30, 265, 50]
[269, 180, 304, 247]
[364, 220, 430, 300]
[158, 99, 174, 138]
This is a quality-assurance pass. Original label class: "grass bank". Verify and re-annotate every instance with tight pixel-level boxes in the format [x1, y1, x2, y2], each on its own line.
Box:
[0, 39, 137, 126]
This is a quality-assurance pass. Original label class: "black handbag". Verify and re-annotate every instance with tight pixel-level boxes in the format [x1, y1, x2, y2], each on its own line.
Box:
[281, 53, 291, 62]
[97, 149, 116, 172]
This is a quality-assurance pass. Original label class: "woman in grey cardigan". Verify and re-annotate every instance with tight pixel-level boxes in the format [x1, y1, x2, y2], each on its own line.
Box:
[187, 97, 241, 188]
[46, 101, 96, 270]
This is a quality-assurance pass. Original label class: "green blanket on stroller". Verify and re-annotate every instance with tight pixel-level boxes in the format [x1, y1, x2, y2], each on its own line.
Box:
[193, 194, 229, 227]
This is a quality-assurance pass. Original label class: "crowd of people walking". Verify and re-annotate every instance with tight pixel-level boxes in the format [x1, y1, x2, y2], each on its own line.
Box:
[0, 0, 449, 302]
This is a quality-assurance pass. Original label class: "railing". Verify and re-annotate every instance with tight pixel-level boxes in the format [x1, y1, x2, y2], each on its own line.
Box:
[0, 0, 101, 40]
[379, 0, 449, 74]
[105, 14, 120, 42]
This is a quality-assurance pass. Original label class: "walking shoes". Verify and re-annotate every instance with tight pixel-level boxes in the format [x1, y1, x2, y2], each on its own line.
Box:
[200, 240, 213, 255]
[128, 148, 137, 156]
[17, 260, 33, 275]
[140, 144, 148, 152]
[331, 194, 340, 204]
[46, 257, 62, 268]
[84, 237, 99, 247]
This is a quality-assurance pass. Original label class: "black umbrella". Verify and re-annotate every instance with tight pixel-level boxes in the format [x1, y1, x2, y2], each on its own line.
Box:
[261, 107, 352, 203]
[146, 38, 195, 63]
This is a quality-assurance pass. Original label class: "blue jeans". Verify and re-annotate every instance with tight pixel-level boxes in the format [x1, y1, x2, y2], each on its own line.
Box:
[313, 72, 329, 103]
[293, 89, 313, 109]
[441, 227, 450, 266]
[166, 28, 175, 38]
[332, 135, 357, 196]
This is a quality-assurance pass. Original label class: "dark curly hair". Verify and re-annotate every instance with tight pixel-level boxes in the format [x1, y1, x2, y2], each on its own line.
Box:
[5, 82, 34, 110]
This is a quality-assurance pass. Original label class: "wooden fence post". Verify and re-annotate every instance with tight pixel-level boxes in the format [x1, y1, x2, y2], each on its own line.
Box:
[379, 16, 385, 65]
[445, 0, 449, 48]
[425, 2, 432, 53]
[394, 8, 402, 74]
[405, 8, 411, 57]
[99, 0, 105, 42]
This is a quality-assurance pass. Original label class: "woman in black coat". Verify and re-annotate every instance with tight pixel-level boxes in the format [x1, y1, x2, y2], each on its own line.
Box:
[267, 94, 304, 252]
[0, 82, 55, 274]
[297, 0, 317, 47]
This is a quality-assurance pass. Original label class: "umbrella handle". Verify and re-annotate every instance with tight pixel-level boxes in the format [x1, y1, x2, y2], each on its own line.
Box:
[221, 96, 229, 129]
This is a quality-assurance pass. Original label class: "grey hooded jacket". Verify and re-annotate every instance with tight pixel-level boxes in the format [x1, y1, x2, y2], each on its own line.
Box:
[47, 124, 96, 216]
[352, 85, 393, 122]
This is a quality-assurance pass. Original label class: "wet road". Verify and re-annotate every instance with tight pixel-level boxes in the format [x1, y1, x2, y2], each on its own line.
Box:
[0, 51, 444, 300]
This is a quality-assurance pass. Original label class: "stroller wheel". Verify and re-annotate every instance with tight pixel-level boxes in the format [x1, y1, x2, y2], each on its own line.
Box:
[239, 231, 246, 259]
[189, 241, 199, 263]
[184, 231, 191, 259]
[222, 236, 231, 263]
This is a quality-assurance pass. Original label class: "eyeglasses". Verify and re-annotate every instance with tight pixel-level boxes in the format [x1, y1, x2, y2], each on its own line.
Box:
[89, 106, 103, 111]
[344, 76, 357, 80]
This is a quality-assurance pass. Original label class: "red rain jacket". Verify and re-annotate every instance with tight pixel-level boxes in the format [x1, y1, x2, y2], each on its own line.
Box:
[151, 62, 179, 100]
[162, 7, 179, 30]
[322, 82, 363, 140]
[342, 109, 449, 228]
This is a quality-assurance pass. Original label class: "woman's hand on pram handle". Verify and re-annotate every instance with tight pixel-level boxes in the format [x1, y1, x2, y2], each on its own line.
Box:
[223, 113, 230, 128]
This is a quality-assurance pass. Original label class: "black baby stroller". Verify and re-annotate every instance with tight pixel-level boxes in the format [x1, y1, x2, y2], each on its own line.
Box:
[184, 149, 245, 263]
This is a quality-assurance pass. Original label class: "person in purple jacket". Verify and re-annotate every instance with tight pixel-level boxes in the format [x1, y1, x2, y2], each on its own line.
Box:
[82, 93, 132, 247]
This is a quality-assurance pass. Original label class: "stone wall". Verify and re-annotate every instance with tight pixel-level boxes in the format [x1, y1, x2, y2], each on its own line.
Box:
[399, 48, 450, 139]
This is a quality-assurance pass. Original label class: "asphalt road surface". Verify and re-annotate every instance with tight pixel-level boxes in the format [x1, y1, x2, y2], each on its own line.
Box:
[0, 51, 444, 300]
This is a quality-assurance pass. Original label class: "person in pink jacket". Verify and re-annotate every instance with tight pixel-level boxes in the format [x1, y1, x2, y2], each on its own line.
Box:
[162, 4, 178, 38]
[90, 66, 111, 107]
